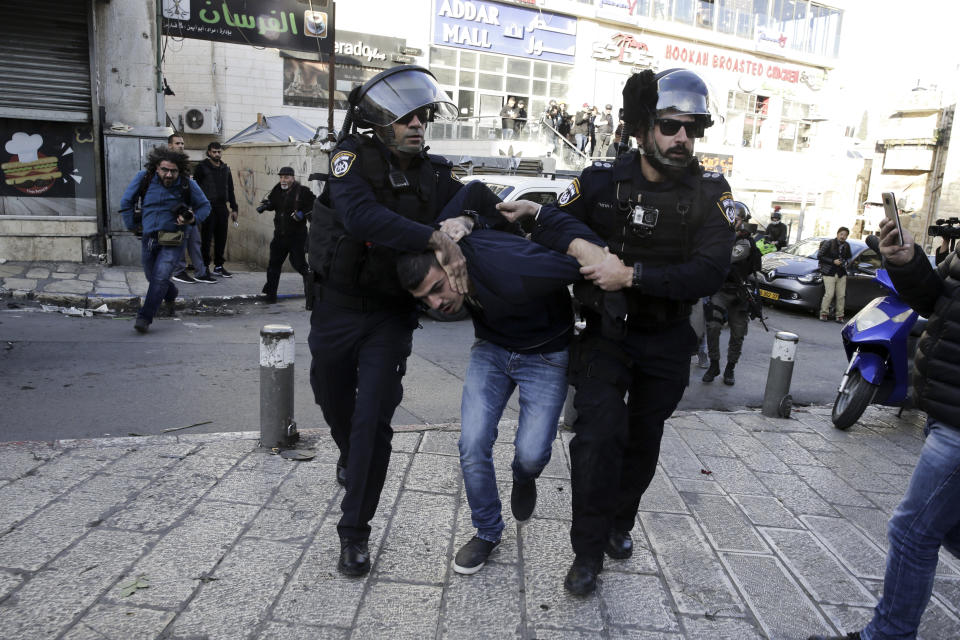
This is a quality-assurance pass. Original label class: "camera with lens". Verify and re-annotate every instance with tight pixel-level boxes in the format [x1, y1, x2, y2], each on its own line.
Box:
[628, 205, 659, 237]
[172, 203, 194, 225]
[928, 217, 960, 240]
[256, 198, 273, 214]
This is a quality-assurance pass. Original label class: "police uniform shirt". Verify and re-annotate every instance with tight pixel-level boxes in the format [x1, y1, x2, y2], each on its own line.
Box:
[327, 134, 462, 253]
[534, 154, 737, 302]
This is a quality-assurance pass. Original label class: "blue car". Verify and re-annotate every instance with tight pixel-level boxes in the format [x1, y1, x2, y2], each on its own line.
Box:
[751, 237, 889, 315]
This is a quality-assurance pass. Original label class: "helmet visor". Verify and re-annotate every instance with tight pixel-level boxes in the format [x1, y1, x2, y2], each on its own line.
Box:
[655, 70, 712, 122]
[358, 69, 458, 127]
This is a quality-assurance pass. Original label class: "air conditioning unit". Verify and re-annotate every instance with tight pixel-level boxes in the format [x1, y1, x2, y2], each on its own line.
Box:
[180, 105, 220, 134]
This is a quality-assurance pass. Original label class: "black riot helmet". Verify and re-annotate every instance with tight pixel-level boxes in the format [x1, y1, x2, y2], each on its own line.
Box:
[349, 65, 457, 129]
[733, 201, 751, 221]
[622, 68, 714, 132]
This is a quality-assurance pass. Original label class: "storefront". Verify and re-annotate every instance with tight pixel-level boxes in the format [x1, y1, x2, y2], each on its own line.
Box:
[429, 0, 577, 131]
[0, 0, 99, 245]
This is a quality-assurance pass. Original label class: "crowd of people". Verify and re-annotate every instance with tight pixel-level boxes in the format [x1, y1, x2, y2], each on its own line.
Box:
[116, 63, 958, 640]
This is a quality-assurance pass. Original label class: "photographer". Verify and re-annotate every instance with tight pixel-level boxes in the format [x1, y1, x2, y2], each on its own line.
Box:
[120, 147, 210, 333]
[809, 218, 960, 640]
[258, 166, 316, 308]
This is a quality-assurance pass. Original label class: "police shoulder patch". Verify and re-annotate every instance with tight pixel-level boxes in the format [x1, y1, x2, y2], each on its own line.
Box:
[592, 160, 613, 169]
[331, 151, 357, 178]
[557, 178, 581, 207]
[703, 171, 722, 180]
[717, 193, 738, 227]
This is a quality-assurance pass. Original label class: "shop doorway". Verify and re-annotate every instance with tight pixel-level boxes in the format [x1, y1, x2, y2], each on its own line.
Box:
[479, 94, 503, 139]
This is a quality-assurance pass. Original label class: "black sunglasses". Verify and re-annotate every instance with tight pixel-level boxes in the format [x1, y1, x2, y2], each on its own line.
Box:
[396, 106, 432, 125]
[656, 118, 705, 138]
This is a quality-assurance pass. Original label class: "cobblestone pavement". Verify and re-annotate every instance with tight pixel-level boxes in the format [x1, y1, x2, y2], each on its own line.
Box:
[0, 260, 306, 310]
[1, 406, 958, 640]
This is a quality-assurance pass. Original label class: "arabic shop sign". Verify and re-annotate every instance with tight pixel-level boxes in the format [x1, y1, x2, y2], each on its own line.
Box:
[161, 0, 333, 54]
[433, 0, 576, 64]
[323, 31, 407, 70]
[592, 32, 655, 68]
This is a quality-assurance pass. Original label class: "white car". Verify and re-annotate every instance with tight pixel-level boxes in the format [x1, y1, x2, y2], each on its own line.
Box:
[460, 174, 572, 207]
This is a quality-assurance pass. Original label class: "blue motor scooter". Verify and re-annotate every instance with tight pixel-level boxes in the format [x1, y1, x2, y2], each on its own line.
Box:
[831, 236, 925, 430]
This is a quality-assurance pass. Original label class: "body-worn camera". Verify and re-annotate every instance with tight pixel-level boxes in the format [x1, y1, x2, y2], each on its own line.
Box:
[628, 205, 659, 237]
[172, 203, 194, 224]
[256, 198, 272, 214]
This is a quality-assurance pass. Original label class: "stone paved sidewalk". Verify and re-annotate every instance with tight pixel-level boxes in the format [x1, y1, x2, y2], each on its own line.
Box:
[1, 406, 958, 640]
[0, 260, 306, 310]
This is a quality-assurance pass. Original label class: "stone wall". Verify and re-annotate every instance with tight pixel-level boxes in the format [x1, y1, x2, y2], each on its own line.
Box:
[220, 144, 329, 269]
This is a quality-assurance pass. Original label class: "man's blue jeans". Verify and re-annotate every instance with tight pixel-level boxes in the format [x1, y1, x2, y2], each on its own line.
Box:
[173, 224, 208, 277]
[459, 339, 569, 543]
[863, 418, 960, 640]
[139, 234, 181, 323]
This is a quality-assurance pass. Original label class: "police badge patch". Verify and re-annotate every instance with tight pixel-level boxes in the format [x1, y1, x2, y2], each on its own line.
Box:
[331, 151, 357, 178]
[557, 178, 581, 207]
[717, 193, 738, 227]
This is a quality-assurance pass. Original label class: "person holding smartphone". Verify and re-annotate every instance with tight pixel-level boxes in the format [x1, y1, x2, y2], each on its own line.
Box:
[808, 217, 960, 640]
[817, 226, 852, 322]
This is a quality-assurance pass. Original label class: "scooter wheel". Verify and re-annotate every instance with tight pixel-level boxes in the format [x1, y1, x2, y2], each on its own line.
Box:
[831, 369, 878, 430]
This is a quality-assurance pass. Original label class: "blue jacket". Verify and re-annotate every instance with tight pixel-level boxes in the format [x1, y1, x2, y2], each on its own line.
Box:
[460, 230, 593, 353]
[120, 171, 211, 235]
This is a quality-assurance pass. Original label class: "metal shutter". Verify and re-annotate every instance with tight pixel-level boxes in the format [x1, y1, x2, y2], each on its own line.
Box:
[0, 0, 92, 121]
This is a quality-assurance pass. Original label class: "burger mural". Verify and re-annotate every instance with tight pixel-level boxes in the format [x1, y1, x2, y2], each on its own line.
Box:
[0, 126, 85, 199]
[3, 133, 63, 195]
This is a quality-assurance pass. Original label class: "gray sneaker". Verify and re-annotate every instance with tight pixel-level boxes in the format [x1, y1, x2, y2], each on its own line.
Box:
[453, 536, 499, 575]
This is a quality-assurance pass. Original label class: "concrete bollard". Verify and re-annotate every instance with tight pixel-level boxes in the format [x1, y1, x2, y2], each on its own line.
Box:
[259, 324, 298, 448]
[762, 331, 799, 418]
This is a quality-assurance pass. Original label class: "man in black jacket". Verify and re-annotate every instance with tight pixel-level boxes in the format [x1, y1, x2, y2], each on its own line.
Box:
[258, 166, 316, 308]
[193, 142, 239, 277]
[808, 219, 960, 640]
[765, 206, 788, 249]
[817, 226, 852, 322]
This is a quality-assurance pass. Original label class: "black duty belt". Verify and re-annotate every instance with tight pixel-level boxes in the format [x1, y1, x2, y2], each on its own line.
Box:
[315, 284, 409, 313]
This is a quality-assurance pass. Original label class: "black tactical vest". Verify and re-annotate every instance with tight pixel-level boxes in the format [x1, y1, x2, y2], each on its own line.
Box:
[598, 152, 705, 327]
[310, 134, 441, 302]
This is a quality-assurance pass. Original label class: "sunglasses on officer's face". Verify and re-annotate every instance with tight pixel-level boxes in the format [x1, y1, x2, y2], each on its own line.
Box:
[656, 118, 705, 139]
[396, 107, 432, 125]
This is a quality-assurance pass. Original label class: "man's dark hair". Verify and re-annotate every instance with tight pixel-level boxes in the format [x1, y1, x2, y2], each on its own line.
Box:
[167, 133, 183, 144]
[145, 146, 189, 176]
[396, 252, 439, 291]
[207, 141, 222, 151]
[838, 226, 850, 235]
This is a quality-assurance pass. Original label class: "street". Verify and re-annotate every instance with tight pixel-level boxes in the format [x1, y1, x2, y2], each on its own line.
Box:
[1, 300, 853, 442]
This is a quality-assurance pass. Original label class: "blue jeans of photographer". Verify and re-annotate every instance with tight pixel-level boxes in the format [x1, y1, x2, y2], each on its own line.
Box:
[173, 224, 208, 277]
[863, 417, 960, 640]
[139, 233, 181, 324]
[459, 339, 568, 543]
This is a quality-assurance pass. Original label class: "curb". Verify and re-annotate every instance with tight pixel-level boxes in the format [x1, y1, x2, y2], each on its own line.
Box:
[2, 290, 305, 312]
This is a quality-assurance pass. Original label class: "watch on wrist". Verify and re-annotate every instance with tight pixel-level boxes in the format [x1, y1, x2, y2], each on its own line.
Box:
[631, 263, 643, 289]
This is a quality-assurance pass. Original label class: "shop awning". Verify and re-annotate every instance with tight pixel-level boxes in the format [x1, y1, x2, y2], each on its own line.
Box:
[224, 115, 323, 145]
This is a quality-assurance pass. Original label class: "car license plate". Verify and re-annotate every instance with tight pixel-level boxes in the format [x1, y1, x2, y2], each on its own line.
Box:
[759, 289, 779, 301]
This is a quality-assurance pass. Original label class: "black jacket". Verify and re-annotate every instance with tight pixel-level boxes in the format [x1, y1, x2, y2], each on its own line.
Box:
[192, 159, 237, 210]
[818, 238, 852, 276]
[765, 221, 788, 249]
[886, 247, 960, 427]
[266, 182, 315, 236]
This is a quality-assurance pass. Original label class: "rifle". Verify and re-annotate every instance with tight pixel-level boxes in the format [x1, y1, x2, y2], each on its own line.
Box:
[734, 273, 769, 332]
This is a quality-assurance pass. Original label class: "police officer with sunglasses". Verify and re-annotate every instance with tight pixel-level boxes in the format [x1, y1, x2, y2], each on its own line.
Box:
[308, 65, 509, 577]
[499, 68, 737, 595]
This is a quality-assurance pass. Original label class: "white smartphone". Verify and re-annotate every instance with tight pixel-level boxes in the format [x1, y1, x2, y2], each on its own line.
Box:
[881, 191, 904, 246]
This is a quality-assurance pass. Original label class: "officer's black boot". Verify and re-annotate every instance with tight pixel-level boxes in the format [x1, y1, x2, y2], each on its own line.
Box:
[702, 360, 720, 383]
[723, 363, 736, 386]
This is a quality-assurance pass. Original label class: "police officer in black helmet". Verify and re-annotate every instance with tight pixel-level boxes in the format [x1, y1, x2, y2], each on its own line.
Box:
[308, 65, 505, 577]
[499, 68, 737, 595]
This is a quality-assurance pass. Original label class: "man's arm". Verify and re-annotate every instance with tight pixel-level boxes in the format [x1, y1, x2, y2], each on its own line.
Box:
[226, 170, 238, 213]
[878, 217, 943, 318]
[119, 171, 147, 231]
[188, 180, 212, 224]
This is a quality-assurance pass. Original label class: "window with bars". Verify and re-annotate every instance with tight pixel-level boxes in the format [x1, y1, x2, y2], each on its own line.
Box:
[726, 91, 769, 148]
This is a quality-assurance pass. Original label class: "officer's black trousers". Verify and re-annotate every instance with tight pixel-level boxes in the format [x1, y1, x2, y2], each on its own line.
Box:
[569, 324, 693, 560]
[308, 300, 417, 542]
[263, 232, 309, 297]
